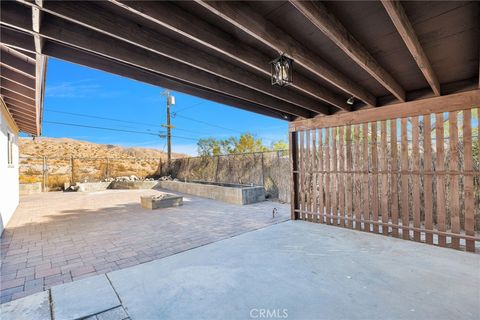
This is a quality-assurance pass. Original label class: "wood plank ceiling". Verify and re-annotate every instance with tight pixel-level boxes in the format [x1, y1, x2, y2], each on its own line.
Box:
[0, 0, 478, 128]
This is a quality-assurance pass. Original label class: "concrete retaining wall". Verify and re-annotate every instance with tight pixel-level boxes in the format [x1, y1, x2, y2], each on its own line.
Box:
[157, 180, 265, 205]
[19, 182, 42, 195]
[109, 181, 158, 190]
[76, 181, 159, 192]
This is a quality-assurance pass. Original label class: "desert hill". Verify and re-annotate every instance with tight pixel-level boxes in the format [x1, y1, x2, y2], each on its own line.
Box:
[19, 137, 187, 159]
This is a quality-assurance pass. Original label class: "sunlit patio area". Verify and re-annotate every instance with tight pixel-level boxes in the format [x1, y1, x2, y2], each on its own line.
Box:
[0, 189, 289, 303]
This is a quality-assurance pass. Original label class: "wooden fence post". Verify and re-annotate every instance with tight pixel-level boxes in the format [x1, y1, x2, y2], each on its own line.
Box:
[42, 156, 47, 192]
[70, 156, 74, 184]
[289, 131, 298, 220]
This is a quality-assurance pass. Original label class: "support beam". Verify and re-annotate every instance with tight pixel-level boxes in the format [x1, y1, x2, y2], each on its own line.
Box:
[0, 47, 36, 77]
[0, 77, 36, 99]
[110, 0, 349, 111]
[195, 0, 376, 107]
[6, 1, 312, 118]
[289, 0, 406, 102]
[43, 41, 294, 121]
[1, 87, 36, 105]
[381, 0, 441, 96]
[0, 26, 36, 54]
[32, 0, 45, 136]
[39, 1, 328, 115]
[10, 11, 310, 118]
[290, 89, 480, 131]
[0, 65, 36, 89]
[2, 97, 36, 114]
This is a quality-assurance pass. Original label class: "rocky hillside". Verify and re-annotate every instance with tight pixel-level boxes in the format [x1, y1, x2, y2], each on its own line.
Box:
[19, 137, 186, 159]
[19, 137, 187, 188]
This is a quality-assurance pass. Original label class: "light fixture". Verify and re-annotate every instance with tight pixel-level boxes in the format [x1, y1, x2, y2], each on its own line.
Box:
[271, 53, 293, 87]
[346, 96, 355, 105]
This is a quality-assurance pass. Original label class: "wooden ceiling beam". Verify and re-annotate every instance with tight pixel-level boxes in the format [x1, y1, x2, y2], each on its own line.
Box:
[109, 0, 348, 111]
[0, 49, 36, 77]
[2, 98, 36, 116]
[9, 111, 36, 123]
[1, 77, 36, 99]
[0, 25, 36, 54]
[381, 0, 441, 96]
[0, 65, 36, 89]
[7, 1, 311, 118]
[28, 14, 312, 118]
[32, 0, 46, 136]
[195, 0, 376, 107]
[290, 89, 480, 131]
[1, 87, 36, 105]
[289, 0, 405, 102]
[40, 1, 328, 115]
[42, 41, 295, 121]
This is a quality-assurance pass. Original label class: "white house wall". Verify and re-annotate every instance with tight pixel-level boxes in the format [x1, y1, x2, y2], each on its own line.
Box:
[0, 108, 19, 235]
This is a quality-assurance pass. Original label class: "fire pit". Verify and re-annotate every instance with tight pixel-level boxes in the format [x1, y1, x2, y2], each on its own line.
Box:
[140, 193, 183, 210]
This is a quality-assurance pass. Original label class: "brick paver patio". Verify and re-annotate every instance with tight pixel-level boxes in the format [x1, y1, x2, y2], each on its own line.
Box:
[0, 189, 289, 303]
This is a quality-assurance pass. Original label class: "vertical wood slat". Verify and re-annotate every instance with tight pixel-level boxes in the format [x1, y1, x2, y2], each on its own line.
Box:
[354, 125, 361, 230]
[299, 131, 305, 221]
[390, 119, 399, 237]
[291, 106, 477, 252]
[325, 129, 331, 225]
[423, 115, 433, 244]
[400, 118, 409, 240]
[371, 121, 379, 233]
[311, 130, 317, 222]
[346, 125, 353, 229]
[449, 112, 460, 249]
[380, 120, 389, 235]
[305, 130, 311, 221]
[289, 131, 298, 220]
[338, 127, 345, 227]
[411, 116, 421, 242]
[318, 129, 324, 223]
[463, 109, 474, 252]
[332, 127, 338, 225]
[362, 122, 370, 232]
[435, 113, 447, 247]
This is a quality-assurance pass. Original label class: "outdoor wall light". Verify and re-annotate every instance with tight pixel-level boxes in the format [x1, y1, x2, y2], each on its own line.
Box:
[346, 96, 355, 105]
[271, 53, 293, 87]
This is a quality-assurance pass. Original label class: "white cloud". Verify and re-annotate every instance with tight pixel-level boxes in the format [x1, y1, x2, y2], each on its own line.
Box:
[46, 79, 120, 98]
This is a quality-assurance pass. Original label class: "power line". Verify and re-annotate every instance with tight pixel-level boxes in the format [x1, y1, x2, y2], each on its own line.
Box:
[45, 108, 282, 143]
[45, 109, 160, 128]
[43, 121, 199, 141]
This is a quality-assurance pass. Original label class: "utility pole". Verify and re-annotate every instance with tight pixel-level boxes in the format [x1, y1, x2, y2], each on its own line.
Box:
[161, 90, 175, 164]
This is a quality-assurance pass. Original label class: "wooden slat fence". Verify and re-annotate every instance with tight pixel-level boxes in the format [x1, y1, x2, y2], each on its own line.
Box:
[291, 107, 479, 252]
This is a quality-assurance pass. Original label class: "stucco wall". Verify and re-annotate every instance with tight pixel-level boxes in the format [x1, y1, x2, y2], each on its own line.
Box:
[0, 109, 19, 235]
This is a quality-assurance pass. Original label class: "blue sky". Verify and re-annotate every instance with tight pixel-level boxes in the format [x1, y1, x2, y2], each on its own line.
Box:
[39, 58, 288, 156]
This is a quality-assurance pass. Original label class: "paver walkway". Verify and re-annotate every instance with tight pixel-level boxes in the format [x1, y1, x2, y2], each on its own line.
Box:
[2, 220, 479, 320]
[0, 189, 289, 303]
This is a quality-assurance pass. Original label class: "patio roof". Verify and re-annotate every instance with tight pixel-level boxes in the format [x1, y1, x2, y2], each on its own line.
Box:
[0, 1, 477, 122]
[0, 44, 46, 136]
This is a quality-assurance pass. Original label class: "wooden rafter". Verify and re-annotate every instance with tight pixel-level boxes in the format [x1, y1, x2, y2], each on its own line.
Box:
[195, 0, 376, 107]
[39, 1, 328, 115]
[1, 77, 36, 99]
[43, 41, 295, 121]
[0, 65, 36, 89]
[289, 0, 405, 102]
[109, 0, 349, 111]
[381, 0, 441, 96]
[1, 87, 36, 105]
[1, 6, 312, 119]
[0, 26, 36, 54]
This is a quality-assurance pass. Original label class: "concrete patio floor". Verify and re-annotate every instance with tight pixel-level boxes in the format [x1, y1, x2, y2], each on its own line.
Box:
[0, 189, 289, 303]
[2, 220, 479, 320]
